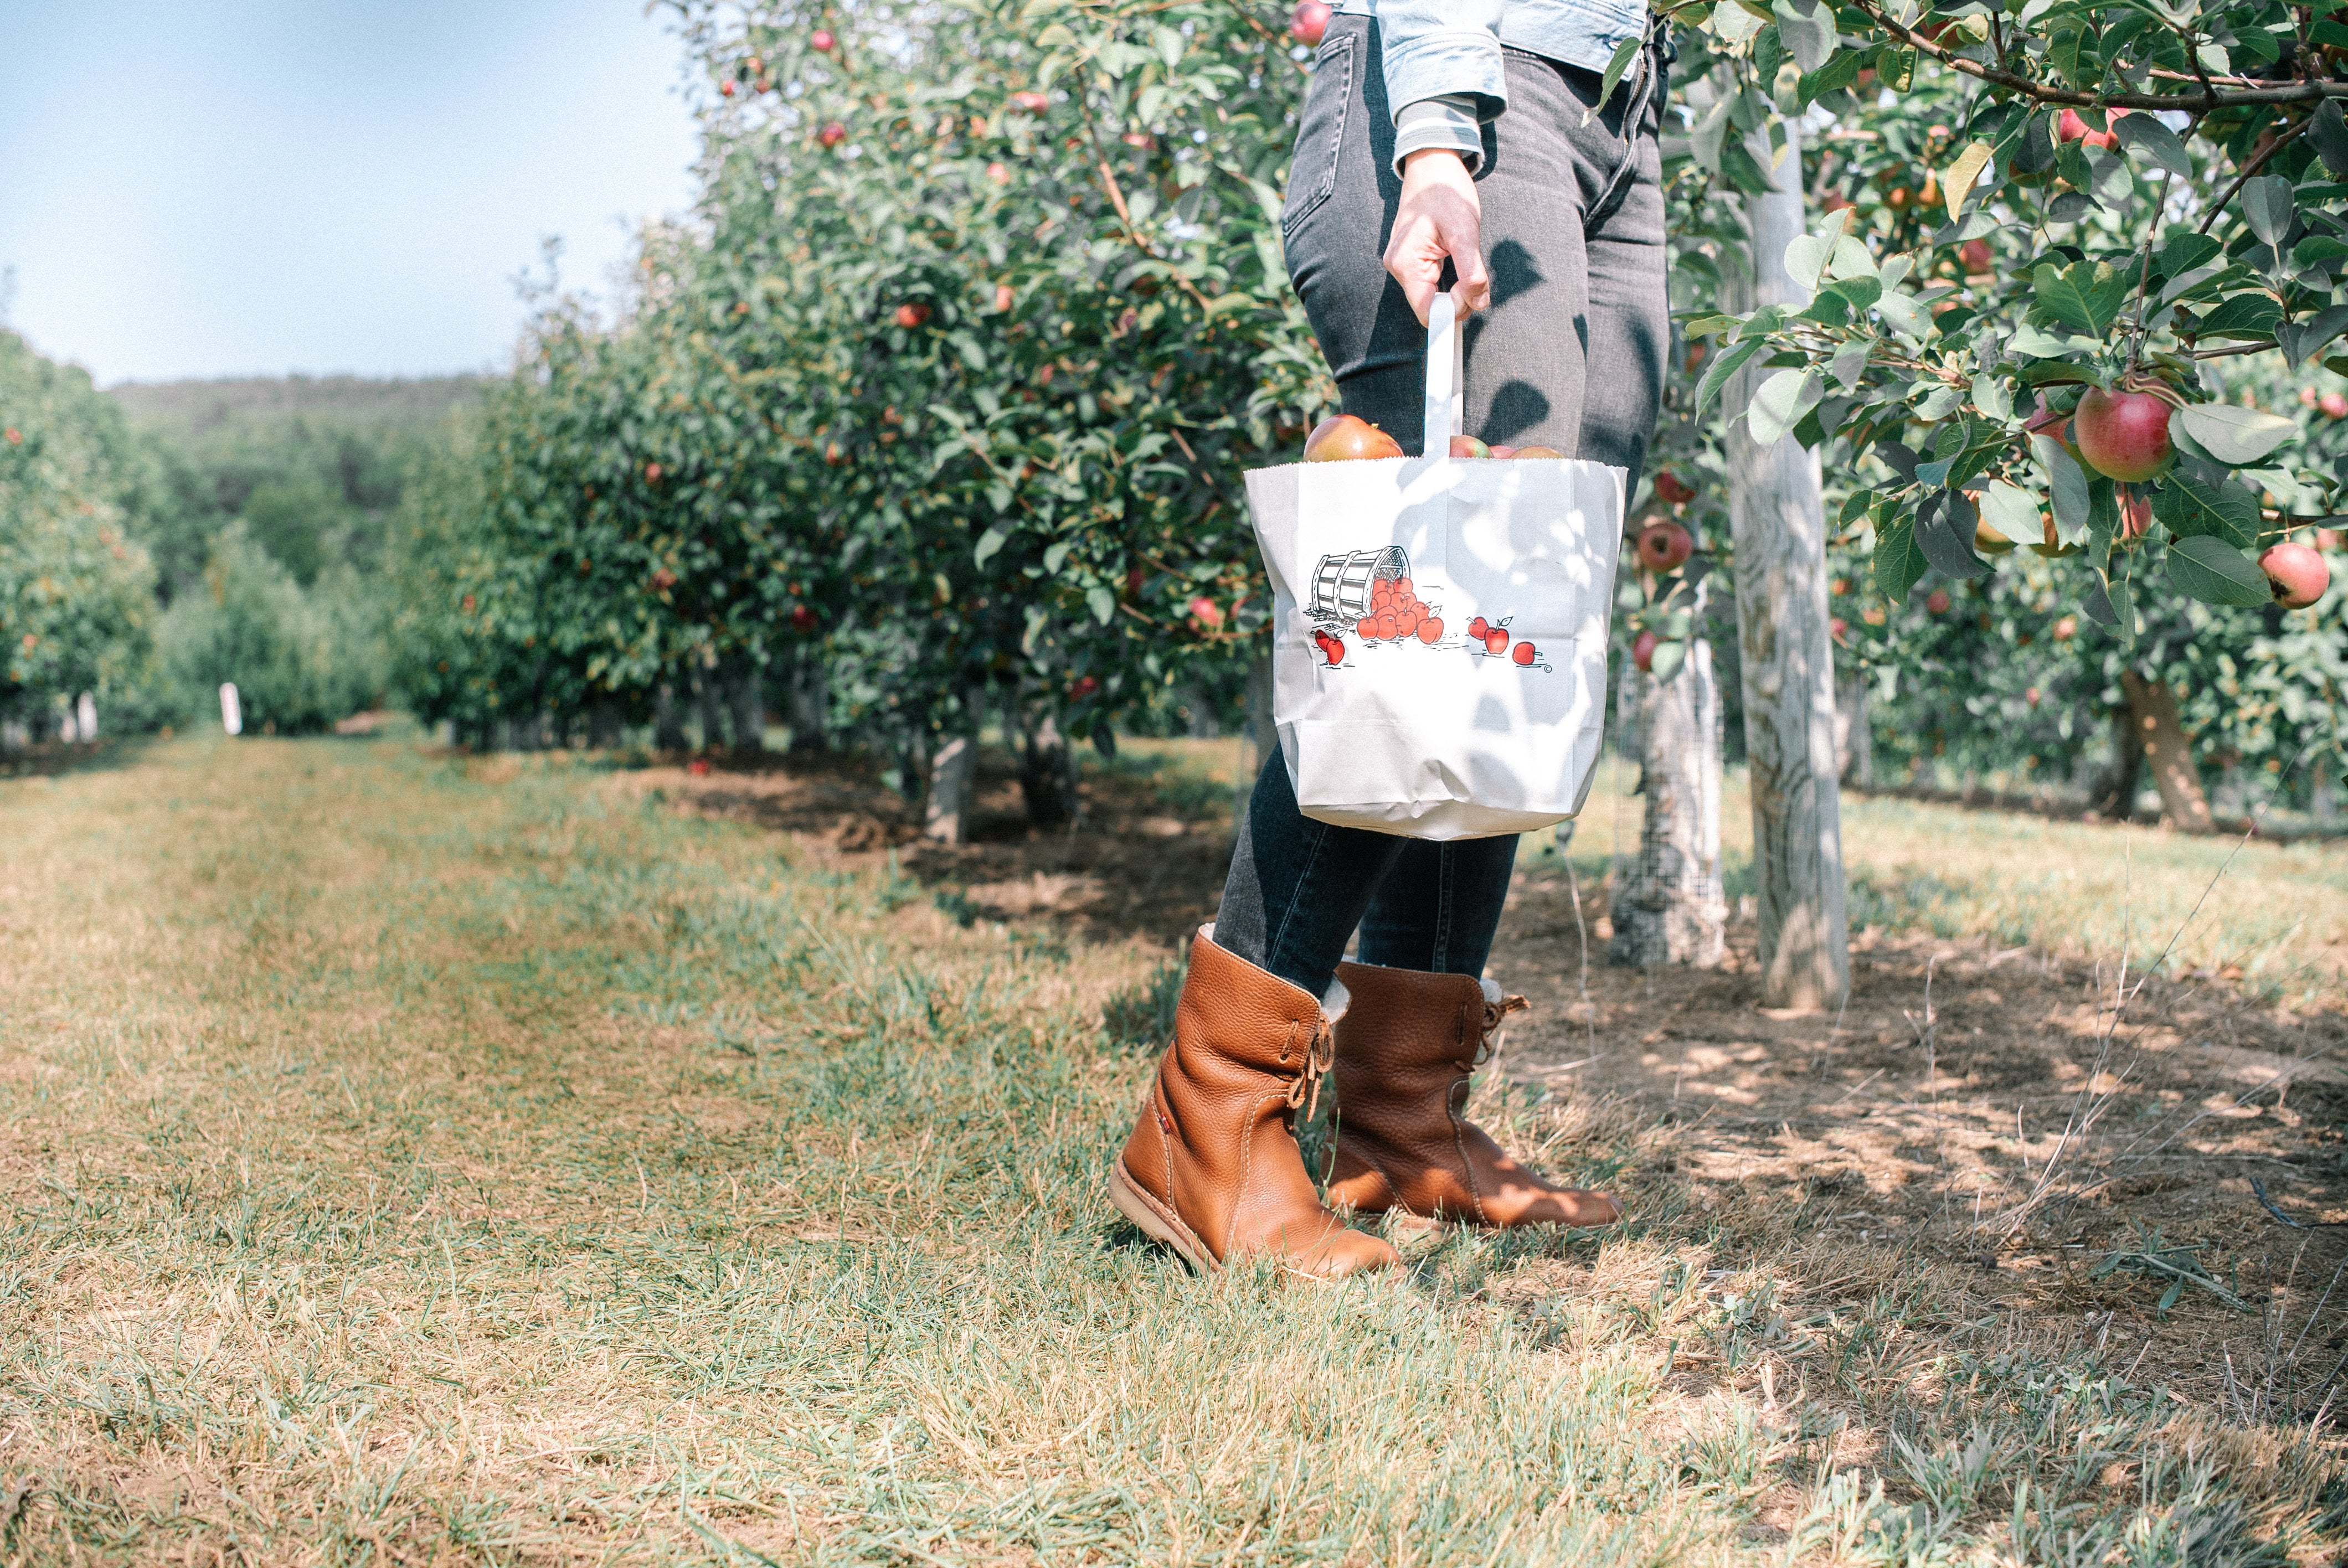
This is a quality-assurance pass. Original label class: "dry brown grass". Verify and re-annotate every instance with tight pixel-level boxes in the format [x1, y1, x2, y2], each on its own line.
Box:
[1, 732, 2342, 1565]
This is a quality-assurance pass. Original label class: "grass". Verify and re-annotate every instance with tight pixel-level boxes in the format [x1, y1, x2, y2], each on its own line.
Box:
[1118, 736, 2348, 1001]
[2, 731, 2344, 1564]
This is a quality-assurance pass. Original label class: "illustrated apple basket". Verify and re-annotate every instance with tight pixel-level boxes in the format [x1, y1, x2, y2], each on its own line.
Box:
[1305, 546, 1410, 630]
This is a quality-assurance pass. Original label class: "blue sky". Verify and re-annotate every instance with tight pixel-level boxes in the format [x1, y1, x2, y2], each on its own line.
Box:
[0, 1, 703, 386]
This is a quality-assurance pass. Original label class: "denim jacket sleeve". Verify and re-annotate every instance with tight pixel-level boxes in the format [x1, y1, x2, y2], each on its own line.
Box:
[1371, 0, 1509, 121]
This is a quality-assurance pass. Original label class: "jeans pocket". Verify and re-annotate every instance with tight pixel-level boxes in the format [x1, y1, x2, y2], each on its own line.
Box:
[1280, 33, 1357, 241]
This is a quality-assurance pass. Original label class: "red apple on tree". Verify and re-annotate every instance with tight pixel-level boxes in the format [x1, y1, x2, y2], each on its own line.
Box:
[2057, 107, 2120, 149]
[2261, 541, 2331, 607]
[1958, 238, 1992, 274]
[1925, 587, 1951, 613]
[1010, 90, 1049, 111]
[2072, 388, 2174, 482]
[1653, 469, 1696, 505]
[644, 461, 663, 483]
[1302, 414, 1404, 461]
[1290, 1, 1333, 44]
[818, 121, 847, 148]
[720, 79, 737, 97]
[2051, 615, 2077, 642]
[894, 302, 932, 328]
[791, 605, 816, 632]
[1636, 520, 1693, 572]
[2324, 393, 2348, 421]
[811, 28, 836, 51]
[1188, 595, 1225, 629]
[1630, 629, 1659, 672]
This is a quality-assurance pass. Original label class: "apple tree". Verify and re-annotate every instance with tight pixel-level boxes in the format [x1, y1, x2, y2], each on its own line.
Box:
[0, 331, 157, 741]
[1675, 3, 2348, 819]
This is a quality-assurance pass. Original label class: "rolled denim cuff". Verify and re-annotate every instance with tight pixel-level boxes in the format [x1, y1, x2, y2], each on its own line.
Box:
[1379, 21, 1507, 123]
[1393, 94, 1484, 175]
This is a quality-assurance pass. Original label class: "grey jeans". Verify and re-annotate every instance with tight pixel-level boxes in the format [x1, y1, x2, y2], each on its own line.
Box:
[1280, 14, 1669, 465]
[1213, 17, 1669, 1000]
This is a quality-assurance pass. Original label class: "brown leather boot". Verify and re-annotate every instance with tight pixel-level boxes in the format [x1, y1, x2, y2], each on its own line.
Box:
[1324, 962, 1622, 1229]
[1109, 929, 1399, 1278]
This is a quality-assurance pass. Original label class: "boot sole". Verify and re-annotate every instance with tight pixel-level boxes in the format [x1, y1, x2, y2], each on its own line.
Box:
[1107, 1160, 1215, 1273]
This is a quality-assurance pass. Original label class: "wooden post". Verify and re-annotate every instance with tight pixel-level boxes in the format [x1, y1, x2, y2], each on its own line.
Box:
[1724, 117, 1851, 1010]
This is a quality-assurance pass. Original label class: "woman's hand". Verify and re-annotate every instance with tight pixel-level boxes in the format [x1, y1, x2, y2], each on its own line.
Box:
[1382, 148, 1490, 325]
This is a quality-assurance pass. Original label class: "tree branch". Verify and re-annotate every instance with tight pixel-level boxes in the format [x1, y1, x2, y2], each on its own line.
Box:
[1845, 0, 2348, 110]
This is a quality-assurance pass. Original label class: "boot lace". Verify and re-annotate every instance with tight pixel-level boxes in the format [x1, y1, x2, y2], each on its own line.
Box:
[1285, 1017, 1336, 1120]
[1471, 993, 1530, 1069]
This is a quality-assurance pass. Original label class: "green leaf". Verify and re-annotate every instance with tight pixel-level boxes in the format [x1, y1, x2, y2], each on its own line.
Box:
[2167, 534, 2274, 606]
[1979, 478, 2043, 544]
[2175, 403, 2296, 465]
[1773, 0, 1836, 72]
[2031, 434, 2092, 544]
[2242, 175, 2295, 247]
[2188, 292, 2282, 340]
[2032, 260, 2130, 336]
[1695, 335, 1772, 415]
[2279, 303, 2348, 369]
[1873, 515, 1928, 600]
[1829, 337, 1873, 391]
[2154, 466, 2260, 548]
[2114, 114, 2191, 179]
[1587, 32, 1645, 126]
[1746, 367, 1825, 446]
[1876, 289, 1932, 342]
[2311, 100, 2348, 181]
[1970, 374, 2014, 422]
[1648, 638, 1689, 683]
[1824, 276, 1883, 313]
[2008, 323, 2098, 358]
[1784, 229, 1837, 294]
[2160, 233, 2223, 276]
[974, 525, 1009, 565]
[1087, 585, 1117, 625]
[1796, 49, 1863, 105]
[1914, 491, 1990, 579]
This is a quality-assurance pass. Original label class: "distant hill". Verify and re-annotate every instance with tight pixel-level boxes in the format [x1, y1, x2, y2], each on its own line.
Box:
[108, 374, 490, 437]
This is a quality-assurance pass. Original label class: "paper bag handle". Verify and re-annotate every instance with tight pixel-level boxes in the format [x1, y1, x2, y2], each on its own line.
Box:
[1420, 292, 1466, 457]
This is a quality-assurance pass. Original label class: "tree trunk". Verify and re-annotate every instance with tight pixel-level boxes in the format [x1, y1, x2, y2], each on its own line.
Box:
[587, 700, 625, 749]
[2117, 670, 2212, 832]
[1834, 673, 1872, 787]
[924, 689, 984, 843]
[729, 659, 766, 758]
[1018, 706, 1080, 826]
[2090, 700, 2144, 819]
[1609, 635, 1727, 967]
[1723, 116, 1851, 1010]
[653, 683, 689, 752]
[785, 651, 828, 755]
[2313, 759, 2339, 826]
[693, 672, 729, 753]
[1178, 683, 1220, 739]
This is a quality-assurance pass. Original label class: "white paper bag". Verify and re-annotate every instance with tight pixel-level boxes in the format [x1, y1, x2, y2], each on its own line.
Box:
[1244, 296, 1625, 840]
